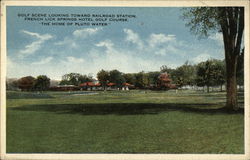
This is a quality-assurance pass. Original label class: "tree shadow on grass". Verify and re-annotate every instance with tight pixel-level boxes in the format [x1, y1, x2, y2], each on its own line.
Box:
[11, 103, 244, 115]
[7, 92, 53, 99]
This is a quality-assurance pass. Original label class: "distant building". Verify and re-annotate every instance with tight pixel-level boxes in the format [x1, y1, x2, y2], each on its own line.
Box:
[79, 82, 101, 91]
[79, 81, 133, 91]
[49, 85, 80, 91]
[107, 83, 116, 90]
[122, 83, 131, 90]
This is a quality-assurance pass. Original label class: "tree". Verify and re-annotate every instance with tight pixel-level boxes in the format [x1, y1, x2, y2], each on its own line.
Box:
[97, 69, 110, 90]
[157, 72, 172, 90]
[148, 71, 161, 87]
[109, 69, 125, 89]
[195, 60, 214, 93]
[6, 78, 18, 90]
[33, 75, 50, 91]
[60, 73, 93, 86]
[135, 72, 149, 89]
[123, 73, 136, 85]
[17, 76, 35, 91]
[210, 59, 226, 92]
[166, 62, 196, 89]
[237, 48, 244, 90]
[182, 7, 244, 110]
[195, 59, 226, 92]
[59, 79, 70, 85]
[61, 73, 81, 86]
[160, 65, 175, 74]
[180, 61, 196, 87]
[78, 75, 93, 84]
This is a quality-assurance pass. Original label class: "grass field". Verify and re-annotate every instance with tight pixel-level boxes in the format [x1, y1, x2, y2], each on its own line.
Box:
[6, 90, 244, 153]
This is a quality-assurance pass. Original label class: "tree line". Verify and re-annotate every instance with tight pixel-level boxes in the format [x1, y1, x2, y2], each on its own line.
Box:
[7, 57, 244, 92]
[59, 73, 94, 86]
[7, 75, 50, 91]
[95, 58, 243, 92]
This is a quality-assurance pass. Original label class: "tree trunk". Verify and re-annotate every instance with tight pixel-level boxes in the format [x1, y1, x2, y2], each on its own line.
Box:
[218, 7, 244, 111]
[223, 36, 239, 110]
[220, 84, 223, 92]
[207, 85, 209, 93]
[225, 54, 239, 110]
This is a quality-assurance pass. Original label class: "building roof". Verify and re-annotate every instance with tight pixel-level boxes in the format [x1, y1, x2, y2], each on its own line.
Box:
[80, 82, 94, 87]
[123, 83, 131, 86]
[80, 82, 102, 87]
[80, 82, 131, 87]
[107, 83, 116, 86]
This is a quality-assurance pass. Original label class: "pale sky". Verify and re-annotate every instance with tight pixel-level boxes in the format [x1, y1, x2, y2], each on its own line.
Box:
[7, 6, 224, 80]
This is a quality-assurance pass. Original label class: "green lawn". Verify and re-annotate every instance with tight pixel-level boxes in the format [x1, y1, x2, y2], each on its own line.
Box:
[6, 90, 244, 153]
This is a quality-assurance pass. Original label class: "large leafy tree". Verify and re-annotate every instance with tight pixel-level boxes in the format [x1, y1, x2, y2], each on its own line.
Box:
[195, 59, 225, 92]
[182, 7, 244, 110]
[171, 64, 194, 88]
[17, 76, 35, 91]
[210, 59, 226, 92]
[34, 75, 50, 91]
[78, 75, 93, 84]
[123, 73, 136, 85]
[109, 69, 125, 89]
[148, 71, 161, 87]
[178, 61, 196, 87]
[135, 72, 150, 89]
[60, 73, 93, 86]
[60, 73, 81, 86]
[97, 69, 110, 89]
[196, 61, 214, 93]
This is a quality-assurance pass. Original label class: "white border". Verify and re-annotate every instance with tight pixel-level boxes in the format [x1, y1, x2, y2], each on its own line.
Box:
[1, 1, 249, 160]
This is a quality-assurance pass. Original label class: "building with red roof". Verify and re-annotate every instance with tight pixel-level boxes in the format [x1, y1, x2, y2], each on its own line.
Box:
[79, 81, 134, 91]
[79, 81, 102, 90]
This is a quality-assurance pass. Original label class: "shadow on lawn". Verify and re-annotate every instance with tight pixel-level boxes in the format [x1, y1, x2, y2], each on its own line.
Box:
[12, 103, 244, 115]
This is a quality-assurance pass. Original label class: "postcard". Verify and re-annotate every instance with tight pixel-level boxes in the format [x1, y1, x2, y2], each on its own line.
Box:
[0, 1, 249, 160]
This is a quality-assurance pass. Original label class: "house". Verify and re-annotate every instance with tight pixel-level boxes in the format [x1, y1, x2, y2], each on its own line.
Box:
[122, 83, 131, 90]
[79, 82, 101, 90]
[79, 81, 133, 91]
[107, 83, 117, 90]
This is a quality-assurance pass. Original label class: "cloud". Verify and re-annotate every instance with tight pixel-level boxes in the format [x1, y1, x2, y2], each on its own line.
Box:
[31, 57, 53, 65]
[209, 33, 223, 46]
[155, 49, 167, 56]
[93, 39, 175, 74]
[54, 28, 101, 49]
[191, 53, 211, 64]
[123, 28, 144, 49]
[19, 30, 53, 56]
[95, 40, 114, 50]
[73, 28, 100, 38]
[66, 56, 85, 63]
[148, 33, 176, 48]
[123, 29, 185, 57]
[146, 33, 186, 56]
[22, 30, 52, 40]
[54, 37, 77, 48]
[7, 56, 53, 79]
